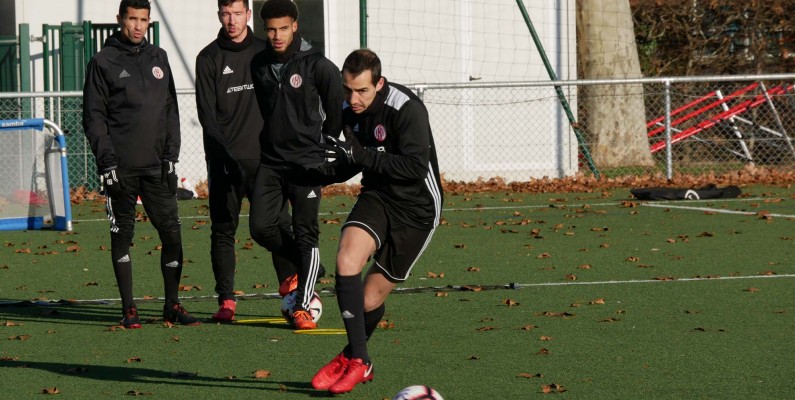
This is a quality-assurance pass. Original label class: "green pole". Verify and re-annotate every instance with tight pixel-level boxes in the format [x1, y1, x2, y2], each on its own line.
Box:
[42, 24, 50, 92]
[60, 22, 80, 91]
[515, 0, 600, 178]
[152, 21, 159, 47]
[359, 0, 367, 48]
[19, 24, 31, 93]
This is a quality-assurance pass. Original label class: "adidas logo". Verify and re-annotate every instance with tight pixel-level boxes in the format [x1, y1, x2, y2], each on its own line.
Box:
[165, 261, 180, 268]
[117, 254, 131, 263]
[307, 190, 317, 199]
[341, 310, 354, 319]
[222, 66, 234, 75]
[119, 70, 131, 79]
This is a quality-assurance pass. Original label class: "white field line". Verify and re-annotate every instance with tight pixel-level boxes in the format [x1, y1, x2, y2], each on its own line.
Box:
[641, 202, 795, 218]
[71, 197, 774, 223]
[8, 273, 792, 305]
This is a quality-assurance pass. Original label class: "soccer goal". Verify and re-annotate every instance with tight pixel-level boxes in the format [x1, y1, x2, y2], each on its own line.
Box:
[0, 118, 72, 231]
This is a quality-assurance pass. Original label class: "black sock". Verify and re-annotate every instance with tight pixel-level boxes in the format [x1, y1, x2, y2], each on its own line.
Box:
[336, 274, 368, 363]
[364, 303, 385, 340]
[343, 302, 385, 359]
[160, 242, 183, 307]
[111, 240, 134, 312]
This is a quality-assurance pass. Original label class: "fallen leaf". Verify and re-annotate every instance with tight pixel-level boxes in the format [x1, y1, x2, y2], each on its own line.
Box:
[435, 292, 448, 297]
[41, 387, 60, 395]
[378, 320, 395, 329]
[460, 285, 483, 292]
[125, 357, 142, 363]
[578, 264, 591, 269]
[589, 298, 606, 305]
[466, 266, 481, 272]
[253, 369, 271, 379]
[519, 325, 538, 330]
[536, 348, 551, 355]
[744, 287, 759, 292]
[503, 299, 520, 307]
[565, 274, 576, 281]
[539, 336, 553, 341]
[476, 326, 495, 332]
[9, 335, 31, 341]
[541, 383, 566, 394]
[518, 372, 544, 379]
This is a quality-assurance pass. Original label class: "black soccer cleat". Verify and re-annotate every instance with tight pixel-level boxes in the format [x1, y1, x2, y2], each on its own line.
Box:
[121, 307, 142, 329]
[163, 303, 201, 326]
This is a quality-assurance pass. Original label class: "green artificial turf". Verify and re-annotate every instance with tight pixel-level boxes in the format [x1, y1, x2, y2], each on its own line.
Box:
[1, 184, 793, 399]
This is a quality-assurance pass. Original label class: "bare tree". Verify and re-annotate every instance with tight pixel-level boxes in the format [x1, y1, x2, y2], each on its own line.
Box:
[577, 0, 654, 167]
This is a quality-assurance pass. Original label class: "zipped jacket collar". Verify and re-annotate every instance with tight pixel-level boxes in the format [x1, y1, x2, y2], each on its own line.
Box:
[104, 32, 150, 54]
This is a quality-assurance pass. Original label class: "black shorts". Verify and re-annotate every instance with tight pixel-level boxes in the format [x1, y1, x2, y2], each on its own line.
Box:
[344, 192, 436, 283]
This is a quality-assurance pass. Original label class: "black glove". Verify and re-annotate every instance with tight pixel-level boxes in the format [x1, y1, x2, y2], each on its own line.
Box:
[161, 160, 178, 194]
[100, 167, 125, 198]
[322, 126, 364, 165]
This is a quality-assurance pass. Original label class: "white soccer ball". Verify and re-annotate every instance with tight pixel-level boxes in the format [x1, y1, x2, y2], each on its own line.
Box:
[392, 385, 444, 400]
[281, 291, 322, 323]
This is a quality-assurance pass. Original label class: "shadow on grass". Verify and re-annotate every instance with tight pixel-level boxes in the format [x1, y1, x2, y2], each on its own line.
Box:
[0, 359, 336, 396]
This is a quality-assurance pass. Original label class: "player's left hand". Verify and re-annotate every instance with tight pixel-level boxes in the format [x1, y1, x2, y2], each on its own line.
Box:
[161, 160, 178, 194]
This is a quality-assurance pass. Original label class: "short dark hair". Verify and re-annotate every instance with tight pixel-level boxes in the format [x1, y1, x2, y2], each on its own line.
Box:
[259, 0, 298, 22]
[342, 49, 382, 86]
[218, 0, 248, 10]
[118, 0, 151, 18]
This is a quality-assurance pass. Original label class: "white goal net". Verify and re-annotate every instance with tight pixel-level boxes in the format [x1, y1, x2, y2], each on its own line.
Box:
[0, 119, 72, 231]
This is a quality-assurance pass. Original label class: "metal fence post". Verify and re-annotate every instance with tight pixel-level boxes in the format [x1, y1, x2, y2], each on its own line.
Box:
[664, 79, 672, 180]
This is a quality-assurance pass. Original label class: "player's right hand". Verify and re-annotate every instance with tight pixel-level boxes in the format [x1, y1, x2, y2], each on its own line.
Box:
[100, 167, 125, 198]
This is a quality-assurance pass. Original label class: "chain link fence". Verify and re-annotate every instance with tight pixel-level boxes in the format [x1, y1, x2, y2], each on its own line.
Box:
[1, 74, 794, 192]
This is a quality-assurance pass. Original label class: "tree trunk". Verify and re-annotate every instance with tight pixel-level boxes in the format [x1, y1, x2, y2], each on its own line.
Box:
[577, 0, 654, 167]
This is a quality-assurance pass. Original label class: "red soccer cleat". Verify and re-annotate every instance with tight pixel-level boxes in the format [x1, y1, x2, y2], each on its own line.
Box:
[328, 358, 373, 394]
[292, 309, 317, 330]
[211, 299, 236, 322]
[278, 274, 298, 297]
[311, 353, 350, 390]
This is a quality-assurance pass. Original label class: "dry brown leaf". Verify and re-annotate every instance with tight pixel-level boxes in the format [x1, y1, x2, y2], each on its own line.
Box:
[476, 326, 495, 332]
[565, 274, 577, 281]
[536, 348, 551, 355]
[539, 336, 553, 341]
[253, 369, 271, 379]
[435, 291, 448, 297]
[41, 387, 60, 395]
[589, 298, 606, 305]
[744, 287, 759, 292]
[519, 325, 538, 330]
[541, 383, 566, 394]
[125, 357, 142, 363]
[518, 372, 544, 379]
[378, 320, 395, 329]
[9, 334, 31, 341]
[466, 266, 481, 272]
[503, 299, 520, 307]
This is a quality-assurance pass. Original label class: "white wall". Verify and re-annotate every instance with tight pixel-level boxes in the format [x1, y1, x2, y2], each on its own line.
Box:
[15, 0, 578, 183]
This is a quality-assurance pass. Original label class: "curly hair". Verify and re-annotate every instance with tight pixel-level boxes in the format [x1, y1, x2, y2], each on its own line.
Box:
[259, 0, 298, 21]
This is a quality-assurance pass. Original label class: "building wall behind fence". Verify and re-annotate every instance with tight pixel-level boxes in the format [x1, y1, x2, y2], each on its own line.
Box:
[2, 75, 794, 192]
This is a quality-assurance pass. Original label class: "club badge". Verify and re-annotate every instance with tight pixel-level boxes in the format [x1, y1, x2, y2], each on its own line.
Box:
[152, 66, 164, 79]
[290, 74, 303, 88]
[374, 125, 387, 142]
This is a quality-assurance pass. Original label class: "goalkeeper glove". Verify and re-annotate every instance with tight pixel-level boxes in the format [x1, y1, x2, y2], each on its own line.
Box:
[322, 126, 365, 165]
[100, 167, 125, 198]
[161, 160, 178, 194]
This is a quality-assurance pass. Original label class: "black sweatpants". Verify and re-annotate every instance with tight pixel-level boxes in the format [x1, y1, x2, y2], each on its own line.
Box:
[105, 173, 183, 313]
[249, 165, 322, 311]
[207, 158, 297, 303]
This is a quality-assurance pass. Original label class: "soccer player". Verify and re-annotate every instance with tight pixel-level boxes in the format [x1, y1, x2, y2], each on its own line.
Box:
[249, 0, 344, 329]
[82, 0, 199, 328]
[311, 49, 443, 394]
[196, 0, 307, 322]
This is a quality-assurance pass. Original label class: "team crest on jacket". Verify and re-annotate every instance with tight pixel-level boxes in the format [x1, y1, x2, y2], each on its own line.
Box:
[374, 125, 387, 142]
[290, 74, 303, 88]
[152, 66, 164, 79]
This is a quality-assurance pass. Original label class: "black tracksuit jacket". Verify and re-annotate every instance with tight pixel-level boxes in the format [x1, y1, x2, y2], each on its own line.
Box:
[251, 39, 344, 169]
[336, 79, 444, 229]
[195, 27, 264, 162]
[83, 33, 180, 176]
